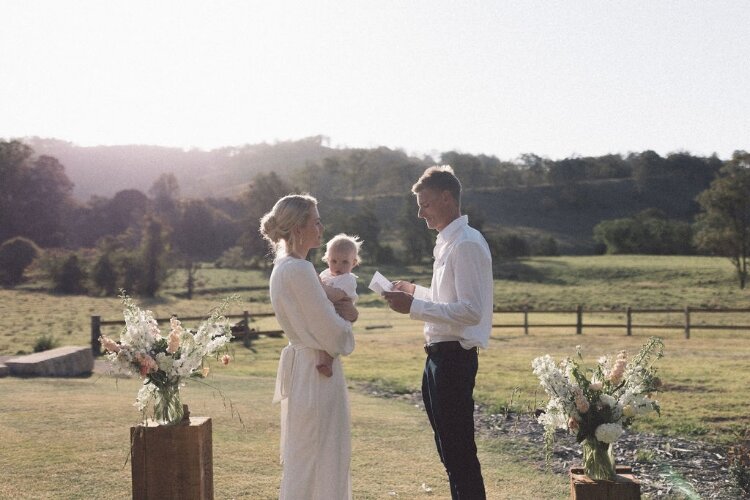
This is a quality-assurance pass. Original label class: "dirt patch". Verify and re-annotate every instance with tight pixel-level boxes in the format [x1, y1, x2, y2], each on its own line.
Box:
[355, 382, 741, 499]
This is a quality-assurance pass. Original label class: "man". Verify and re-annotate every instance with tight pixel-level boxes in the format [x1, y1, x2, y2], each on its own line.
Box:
[383, 165, 493, 500]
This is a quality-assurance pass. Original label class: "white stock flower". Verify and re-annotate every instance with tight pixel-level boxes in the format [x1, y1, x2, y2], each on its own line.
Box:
[599, 394, 617, 408]
[595, 423, 624, 443]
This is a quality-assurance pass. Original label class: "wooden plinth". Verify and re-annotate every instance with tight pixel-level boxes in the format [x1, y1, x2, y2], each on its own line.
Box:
[131, 417, 213, 500]
[570, 466, 640, 500]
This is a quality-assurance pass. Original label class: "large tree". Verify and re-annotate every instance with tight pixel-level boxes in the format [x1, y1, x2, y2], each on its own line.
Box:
[238, 172, 293, 258]
[0, 141, 75, 246]
[694, 151, 750, 288]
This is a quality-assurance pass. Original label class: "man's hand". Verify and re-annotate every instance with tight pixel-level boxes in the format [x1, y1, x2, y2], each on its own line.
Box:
[383, 290, 413, 314]
[391, 280, 416, 295]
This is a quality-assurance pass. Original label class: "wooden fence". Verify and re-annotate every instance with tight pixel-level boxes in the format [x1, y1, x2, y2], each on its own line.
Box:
[492, 306, 750, 338]
[90, 311, 281, 356]
[91, 306, 750, 354]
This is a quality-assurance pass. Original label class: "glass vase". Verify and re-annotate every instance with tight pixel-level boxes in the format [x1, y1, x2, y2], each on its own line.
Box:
[582, 437, 616, 480]
[153, 381, 184, 425]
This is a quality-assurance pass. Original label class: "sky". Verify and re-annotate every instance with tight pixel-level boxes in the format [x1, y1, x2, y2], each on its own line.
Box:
[2, 1, 749, 161]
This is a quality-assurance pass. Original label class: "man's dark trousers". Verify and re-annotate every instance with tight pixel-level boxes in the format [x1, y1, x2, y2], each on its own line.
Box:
[422, 342, 486, 500]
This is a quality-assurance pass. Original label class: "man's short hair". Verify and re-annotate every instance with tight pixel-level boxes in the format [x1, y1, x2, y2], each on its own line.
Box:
[411, 165, 462, 202]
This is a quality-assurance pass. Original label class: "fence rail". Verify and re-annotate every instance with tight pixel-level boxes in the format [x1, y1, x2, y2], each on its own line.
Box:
[492, 306, 750, 338]
[90, 311, 280, 356]
[91, 306, 750, 354]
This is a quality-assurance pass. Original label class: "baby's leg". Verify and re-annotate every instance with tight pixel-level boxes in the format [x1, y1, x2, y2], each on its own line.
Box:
[316, 349, 334, 377]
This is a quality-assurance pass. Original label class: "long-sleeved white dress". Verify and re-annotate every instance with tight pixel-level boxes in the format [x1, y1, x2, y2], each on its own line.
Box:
[270, 255, 355, 500]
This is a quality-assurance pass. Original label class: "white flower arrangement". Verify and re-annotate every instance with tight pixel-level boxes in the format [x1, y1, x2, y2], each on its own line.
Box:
[532, 337, 664, 459]
[99, 292, 237, 422]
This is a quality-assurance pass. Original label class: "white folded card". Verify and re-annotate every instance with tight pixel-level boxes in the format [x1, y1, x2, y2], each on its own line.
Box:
[368, 271, 393, 294]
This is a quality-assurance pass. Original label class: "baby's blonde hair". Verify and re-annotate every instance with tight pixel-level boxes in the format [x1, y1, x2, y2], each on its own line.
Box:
[322, 233, 363, 264]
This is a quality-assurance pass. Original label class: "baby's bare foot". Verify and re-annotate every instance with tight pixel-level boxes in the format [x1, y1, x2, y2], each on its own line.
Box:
[316, 364, 333, 377]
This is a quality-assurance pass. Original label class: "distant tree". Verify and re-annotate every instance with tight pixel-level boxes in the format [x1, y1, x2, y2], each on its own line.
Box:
[547, 157, 587, 185]
[0, 141, 75, 246]
[107, 189, 151, 236]
[238, 172, 293, 258]
[518, 153, 547, 186]
[630, 150, 667, 193]
[174, 199, 230, 260]
[51, 254, 88, 294]
[489, 233, 530, 260]
[694, 152, 750, 289]
[149, 172, 181, 224]
[341, 206, 383, 263]
[397, 195, 433, 264]
[534, 236, 559, 256]
[91, 252, 118, 296]
[0, 237, 41, 286]
[139, 215, 171, 297]
[593, 209, 693, 255]
[215, 246, 249, 269]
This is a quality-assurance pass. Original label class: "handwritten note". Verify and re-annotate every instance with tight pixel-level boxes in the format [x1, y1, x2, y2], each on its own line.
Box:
[368, 271, 393, 294]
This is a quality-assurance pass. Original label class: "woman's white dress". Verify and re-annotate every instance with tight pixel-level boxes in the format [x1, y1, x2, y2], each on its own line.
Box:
[270, 256, 355, 500]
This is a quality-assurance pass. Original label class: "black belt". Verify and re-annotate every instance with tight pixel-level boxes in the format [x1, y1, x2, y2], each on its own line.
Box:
[424, 341, 476, 355]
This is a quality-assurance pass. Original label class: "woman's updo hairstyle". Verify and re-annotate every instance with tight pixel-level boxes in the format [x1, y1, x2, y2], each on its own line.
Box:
[259, 194, 318, 258]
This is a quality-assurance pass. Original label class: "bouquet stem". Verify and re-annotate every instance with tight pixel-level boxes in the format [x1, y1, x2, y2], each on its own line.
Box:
[153, 381, 184, 425]
[582, 437, 616, 480]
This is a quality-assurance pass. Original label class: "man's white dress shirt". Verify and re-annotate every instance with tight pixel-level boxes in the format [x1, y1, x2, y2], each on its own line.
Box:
[409, 215, 493, 349]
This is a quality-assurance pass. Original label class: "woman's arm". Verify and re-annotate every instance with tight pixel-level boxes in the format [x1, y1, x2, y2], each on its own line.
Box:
[288, 261, 355, 356]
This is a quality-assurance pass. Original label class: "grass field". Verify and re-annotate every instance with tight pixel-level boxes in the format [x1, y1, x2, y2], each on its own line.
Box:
[1, 255, 749, 497]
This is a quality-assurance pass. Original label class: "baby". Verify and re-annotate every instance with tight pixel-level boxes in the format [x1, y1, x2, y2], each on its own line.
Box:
[317, 233, 362, 377]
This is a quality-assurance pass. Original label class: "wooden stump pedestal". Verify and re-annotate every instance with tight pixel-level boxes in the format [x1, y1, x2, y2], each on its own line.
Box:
[131, 415, 213, 500]
[570, 466, 641, 500]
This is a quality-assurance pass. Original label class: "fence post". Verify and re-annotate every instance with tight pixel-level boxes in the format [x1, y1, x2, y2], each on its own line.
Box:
[243, 310, 252, 348]
[684, 306, 691, 339]
[523, 306, 529, 335]
[576, 305, 583, 335]
[626, 306, 632, 336]
[91, 316, 101, 356]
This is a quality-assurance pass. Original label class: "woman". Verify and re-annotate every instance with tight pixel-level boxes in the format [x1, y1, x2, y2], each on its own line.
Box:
[260, 194, 356, 499]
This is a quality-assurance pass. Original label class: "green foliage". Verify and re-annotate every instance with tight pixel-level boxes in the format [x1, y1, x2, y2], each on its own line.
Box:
[215, 246, 251, 269]
[593, 209, 694, 255]
[489, 233, 530, 260]
[237, 171, 293, 258]
[139, 216, 171, 297]
[91, 252, 118, 296]
[534, 236, 559, 256]
[694, 151, 750, 289]
[50, 253, 88, 294]
[173, 199, 239, 260]
[0, 236, 41, 286]
[397, 194, 433, 264]
[32, 333, 58, 353]
[0, 140, 75, 247]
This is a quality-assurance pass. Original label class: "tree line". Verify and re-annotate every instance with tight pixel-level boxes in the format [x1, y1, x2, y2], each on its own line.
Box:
[2, 139, 749, 292]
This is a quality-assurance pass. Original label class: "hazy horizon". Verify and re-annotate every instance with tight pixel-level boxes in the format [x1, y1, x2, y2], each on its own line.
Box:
[2, 1, 748, 161]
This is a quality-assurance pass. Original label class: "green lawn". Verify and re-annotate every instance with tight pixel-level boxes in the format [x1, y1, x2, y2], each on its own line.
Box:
[1, 255, 749, 497]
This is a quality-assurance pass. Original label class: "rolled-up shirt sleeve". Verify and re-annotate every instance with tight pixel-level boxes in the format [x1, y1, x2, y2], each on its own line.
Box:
[409, 241, 491, 327]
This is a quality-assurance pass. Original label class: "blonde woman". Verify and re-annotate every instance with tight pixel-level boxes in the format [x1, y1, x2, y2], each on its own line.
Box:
[260, 194, 355, 500]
